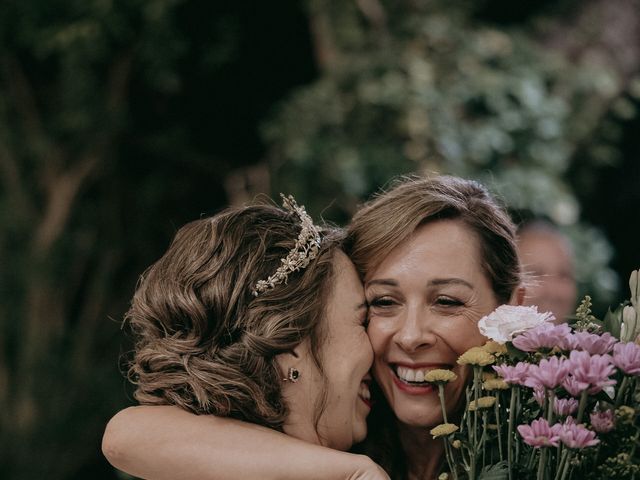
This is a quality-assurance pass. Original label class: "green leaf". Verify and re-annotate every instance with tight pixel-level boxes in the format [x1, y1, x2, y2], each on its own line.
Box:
[478, 461, 509, 480]
[603, 304, 624, 338]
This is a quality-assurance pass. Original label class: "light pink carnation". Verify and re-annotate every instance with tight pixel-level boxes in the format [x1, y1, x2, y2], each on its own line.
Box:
[479, 305, 555, 344]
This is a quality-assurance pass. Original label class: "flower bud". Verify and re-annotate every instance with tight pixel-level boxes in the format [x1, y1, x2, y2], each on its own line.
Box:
[630, 270, 639, 307]
[622, 306, 638, 342]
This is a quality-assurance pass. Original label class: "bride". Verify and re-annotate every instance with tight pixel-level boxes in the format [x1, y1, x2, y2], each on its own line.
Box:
[104, 174, 524, 479]
[105, 195, 387, 478]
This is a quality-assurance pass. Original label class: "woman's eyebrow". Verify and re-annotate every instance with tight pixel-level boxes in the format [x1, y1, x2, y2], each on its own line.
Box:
[428, 278, 474, 289]
[365, 278, 398, 288]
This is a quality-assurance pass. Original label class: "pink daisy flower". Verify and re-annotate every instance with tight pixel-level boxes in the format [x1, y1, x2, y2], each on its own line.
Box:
[590, 410, 615, 433]
[562, 375, 589, 397]
[524, 356, 569, 390]
[492, 362, 530, 385]
[512, 323, 574, 352]
[533, 387, 546, 407]
[567, 351, 617, 394]
[557, 418, 600, 449]
[517, 418, 560, 448]
[612, 341, 640, 375]
[554, 397, 579, 417]
[573, 331, 617, 355]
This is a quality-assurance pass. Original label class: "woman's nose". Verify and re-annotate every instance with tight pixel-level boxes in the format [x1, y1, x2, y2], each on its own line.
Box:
[393, 307, 436, 352]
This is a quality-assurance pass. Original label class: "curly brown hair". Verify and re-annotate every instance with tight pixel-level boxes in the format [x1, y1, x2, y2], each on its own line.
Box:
[126, 203, 342, 430]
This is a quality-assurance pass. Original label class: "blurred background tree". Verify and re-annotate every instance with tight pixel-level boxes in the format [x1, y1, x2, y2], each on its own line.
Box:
[0, 0, 638, 478]
[264, 0, 640, 306]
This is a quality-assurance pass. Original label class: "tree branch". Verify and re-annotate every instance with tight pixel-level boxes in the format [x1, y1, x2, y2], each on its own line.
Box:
[0, 138, 35, 219]
[33, 155, 98, 256]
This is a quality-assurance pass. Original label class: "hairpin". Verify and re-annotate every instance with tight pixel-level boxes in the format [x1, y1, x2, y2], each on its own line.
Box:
[252, 194, 322, 296]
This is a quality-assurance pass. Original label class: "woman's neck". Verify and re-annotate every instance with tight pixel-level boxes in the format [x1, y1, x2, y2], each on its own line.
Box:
[397, 421, 445, 480]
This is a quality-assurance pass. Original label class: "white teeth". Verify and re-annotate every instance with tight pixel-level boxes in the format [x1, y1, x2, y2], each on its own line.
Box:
[395, 366, 432, 383]
[397, 366, 416, 382]
[359, 383, 371, 400]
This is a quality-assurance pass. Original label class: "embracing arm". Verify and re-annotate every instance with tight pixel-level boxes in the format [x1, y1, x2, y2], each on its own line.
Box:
[102, 405, 389, 480]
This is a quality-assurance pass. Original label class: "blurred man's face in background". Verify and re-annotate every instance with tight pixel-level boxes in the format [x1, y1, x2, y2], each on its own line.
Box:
[517, 227, 577, 323]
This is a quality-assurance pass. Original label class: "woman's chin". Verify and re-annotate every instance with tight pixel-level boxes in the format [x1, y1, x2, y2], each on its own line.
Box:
[396, 410, 444, 429]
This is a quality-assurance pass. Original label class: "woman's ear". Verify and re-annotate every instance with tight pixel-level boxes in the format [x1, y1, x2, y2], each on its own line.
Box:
[275, 339, 311, 383]
[511, 285, 526, 306]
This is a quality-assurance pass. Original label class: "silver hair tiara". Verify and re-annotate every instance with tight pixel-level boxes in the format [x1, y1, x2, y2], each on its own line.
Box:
[252, 194, 322, 296]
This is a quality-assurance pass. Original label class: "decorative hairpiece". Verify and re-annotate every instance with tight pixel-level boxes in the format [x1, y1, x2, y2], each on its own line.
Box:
[251, 194, 322, 296]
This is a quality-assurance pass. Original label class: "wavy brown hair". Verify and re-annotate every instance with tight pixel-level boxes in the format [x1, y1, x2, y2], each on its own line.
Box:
[346, 174, 521, 479]
[126, 203, 341, 430]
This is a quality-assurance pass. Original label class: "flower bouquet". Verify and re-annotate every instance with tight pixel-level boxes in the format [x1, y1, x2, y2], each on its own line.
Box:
[429, 270, 640, 480]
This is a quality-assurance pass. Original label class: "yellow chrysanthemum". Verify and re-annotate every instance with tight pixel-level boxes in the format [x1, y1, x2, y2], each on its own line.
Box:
[424, 369, 458, 384]
[430, 423, 459, 438]
[468, 396, 497, 411]
[482, 371, 497, 381]
[438, 474, 449, 480]
[483, 378, 509, 391]
[482, 340, 508, 355]
[451, 440, 462, 449]
[457, 347, 495, 366]
[616, 406, 635, 424]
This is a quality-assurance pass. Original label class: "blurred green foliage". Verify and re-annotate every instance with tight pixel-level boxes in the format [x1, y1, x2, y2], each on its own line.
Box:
[264, 0, 639, 306]
[0, 1, 243, 478]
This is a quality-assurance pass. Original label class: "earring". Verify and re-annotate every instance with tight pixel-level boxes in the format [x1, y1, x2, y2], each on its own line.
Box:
[283, 367, 300, 383]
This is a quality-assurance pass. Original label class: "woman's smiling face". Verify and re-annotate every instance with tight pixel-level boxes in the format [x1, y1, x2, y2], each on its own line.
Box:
[365, 219, 500, 428]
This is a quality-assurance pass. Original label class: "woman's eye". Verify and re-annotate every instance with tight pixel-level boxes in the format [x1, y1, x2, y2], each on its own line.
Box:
[435, 296, 463, 307]
[369, 297, 396, 308]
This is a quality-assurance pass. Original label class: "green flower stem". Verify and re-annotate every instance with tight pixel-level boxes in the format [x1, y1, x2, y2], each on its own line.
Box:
[507, 386, 517, 480]
[526, 449, 536, 470]
[554, 449, 570, 480]
[576, 389, 589, 424]
[471, 366, 482, 480]
[537, 447, 548, 480]
[442, 437, 458, 480]
[494, 392, 504, 462]
[437, 384, 449, 424]
[546, 389, 555, 425]
[482, 411, 488, 470]
[436, 383, 458, 480]
[628, 425, 640, 459]
[465, 386, 473, 460]
[558, 450, 573, 480]
[615, 376, 631, 408]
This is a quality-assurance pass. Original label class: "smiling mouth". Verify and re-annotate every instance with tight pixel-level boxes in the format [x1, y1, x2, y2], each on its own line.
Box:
[358, 380, 372, 408]
[392, 364, 452, 386]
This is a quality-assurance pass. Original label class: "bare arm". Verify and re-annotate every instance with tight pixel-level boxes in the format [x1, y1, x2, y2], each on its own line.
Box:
[102, 405, 389, 480]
